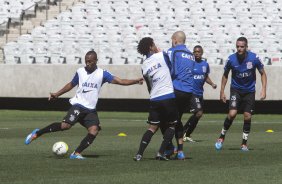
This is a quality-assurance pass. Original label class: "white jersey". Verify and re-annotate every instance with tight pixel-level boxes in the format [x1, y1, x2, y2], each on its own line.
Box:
[69, 67, 113, 110]
[142, 52, 174, 100]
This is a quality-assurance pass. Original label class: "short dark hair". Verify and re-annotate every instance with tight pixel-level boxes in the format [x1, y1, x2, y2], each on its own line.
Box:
[237, 37, 248, 45]
[86, 50, 97, 57]
[137, 37, 154, 56]
[194, 45, 203, 50]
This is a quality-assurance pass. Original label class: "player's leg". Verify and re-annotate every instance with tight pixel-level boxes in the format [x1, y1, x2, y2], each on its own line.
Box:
[25, 106, 80, 145]
[240, 92, 255, 151]
[134, 101, 160, 161]
[183, 111, 203, 142]
[241, 112, 251, 151]
[174, 90, 190, 157]
[134, 124, 159, 161]
[70, 110, 100, 159]
[215, 90, 240, 150]
[183, 96, 203, 142]
[156, 99, 178, 160]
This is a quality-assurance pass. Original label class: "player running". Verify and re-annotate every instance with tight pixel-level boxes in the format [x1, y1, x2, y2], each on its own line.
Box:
[25, 50, 143, 159]
[183, 45, 217, 142]
[215, 37, 267, 151]
[134, 37, 178, 161]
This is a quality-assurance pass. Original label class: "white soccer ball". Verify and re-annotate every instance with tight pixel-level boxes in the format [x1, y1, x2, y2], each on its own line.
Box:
[52, 141, 69, 156]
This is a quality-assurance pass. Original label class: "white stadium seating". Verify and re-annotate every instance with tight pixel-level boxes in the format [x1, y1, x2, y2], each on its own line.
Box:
[1, 0, 282, 65]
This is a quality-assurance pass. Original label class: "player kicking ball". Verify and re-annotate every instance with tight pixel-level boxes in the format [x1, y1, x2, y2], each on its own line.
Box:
[215, 37, 267, 151]
[134, 37, 178, 161]
[25, 50, 143, 159]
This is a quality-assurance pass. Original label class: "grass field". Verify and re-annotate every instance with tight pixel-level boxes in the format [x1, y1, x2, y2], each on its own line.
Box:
[0, 110, 282, 184]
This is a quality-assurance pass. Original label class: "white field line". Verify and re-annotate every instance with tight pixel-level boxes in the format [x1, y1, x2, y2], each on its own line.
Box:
[0, 128, 10, 130]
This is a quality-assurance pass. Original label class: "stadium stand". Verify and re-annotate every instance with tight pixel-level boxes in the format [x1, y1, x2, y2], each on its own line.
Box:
[0, 0, 282, 65]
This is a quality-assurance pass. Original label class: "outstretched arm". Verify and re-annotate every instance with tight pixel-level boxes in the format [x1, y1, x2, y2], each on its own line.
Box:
[259, 69, 267, 100]
[205, 75, 217, 89]
[49, 82, 75, 101]
[111, 76, 143, 86]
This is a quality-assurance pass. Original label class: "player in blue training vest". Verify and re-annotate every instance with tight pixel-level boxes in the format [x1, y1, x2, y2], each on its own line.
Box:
[215, 37, 267, 151]
[162, 31, 195, 160]
[183, 45, 217, 142]
[25, 50, 143, 159]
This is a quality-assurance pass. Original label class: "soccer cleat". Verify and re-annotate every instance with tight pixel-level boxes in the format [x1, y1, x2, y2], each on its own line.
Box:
[241, 144, 249, 151]
[133, 154, 142, 161]
[155, 152, 169, 161]
[183, 136, 196, 142]
[70, 152, 86, 160]
[175, 151, 185, 160]
[164, 146, 176, 157]
[25, 128, 39, 145]
[215, 138, 224, 150]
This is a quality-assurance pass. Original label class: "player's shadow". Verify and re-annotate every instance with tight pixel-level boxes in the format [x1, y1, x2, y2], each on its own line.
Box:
[228, 148, 262, 151]
[147, 156, 192, 161]
[83, 154, 109, 158]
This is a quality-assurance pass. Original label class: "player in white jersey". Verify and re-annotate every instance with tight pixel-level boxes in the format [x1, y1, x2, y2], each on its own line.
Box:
[134, 37, 178, 161]
[25, 51, 143, 159]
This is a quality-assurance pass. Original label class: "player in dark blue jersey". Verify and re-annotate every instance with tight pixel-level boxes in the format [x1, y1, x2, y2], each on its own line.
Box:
[215, 37, 267, 151]
[163, 31, 195, 160]
[183, 45, 217, 142]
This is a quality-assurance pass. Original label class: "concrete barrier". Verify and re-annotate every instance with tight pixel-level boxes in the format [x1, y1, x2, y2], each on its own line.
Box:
[0, 64, 280, 100]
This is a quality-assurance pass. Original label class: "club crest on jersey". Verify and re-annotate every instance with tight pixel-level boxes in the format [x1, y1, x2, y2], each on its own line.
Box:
[246, 62, 253, 69]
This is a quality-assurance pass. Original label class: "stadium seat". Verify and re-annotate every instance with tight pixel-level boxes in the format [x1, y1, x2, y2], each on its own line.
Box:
[2, 0, 282, 64]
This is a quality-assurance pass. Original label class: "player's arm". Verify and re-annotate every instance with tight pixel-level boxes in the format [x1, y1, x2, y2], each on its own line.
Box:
[111, 76, 143, 86]
[49, 82, 75, 101]
[205, 75, 217, 89]
[220, 60, 231, 103]
[258, 68, 267, 100]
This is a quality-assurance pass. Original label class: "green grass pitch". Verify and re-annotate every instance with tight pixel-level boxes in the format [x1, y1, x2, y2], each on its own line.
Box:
[0, 110, 282, 184]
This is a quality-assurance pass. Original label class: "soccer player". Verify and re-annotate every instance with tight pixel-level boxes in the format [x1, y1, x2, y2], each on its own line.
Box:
[134, 37, 178, 161]
[215, 37, 267, 151]
[183, 45, 217, 142]
[164, 31, 195, 159]
[25, 50, 143, 159]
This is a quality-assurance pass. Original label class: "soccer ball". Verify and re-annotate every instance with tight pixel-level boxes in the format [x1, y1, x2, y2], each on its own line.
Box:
[52, 141, 68, 156]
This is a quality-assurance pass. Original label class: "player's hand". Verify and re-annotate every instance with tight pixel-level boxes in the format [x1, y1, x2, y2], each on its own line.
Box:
[260, 90, 266, 100]
[220, 92, 226, 103]
[137, 78, 144, 85]
[212, 84, 217, 89]
[49, 93, 58, 101]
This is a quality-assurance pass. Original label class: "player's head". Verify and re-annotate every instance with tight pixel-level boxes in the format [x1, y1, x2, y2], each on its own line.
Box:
[193, 45, 203, 61]
[85, 50, 98, 72]
[171, 31, 186, 47]
[236, 37, 248, 56]
[137, 37, 158, 56]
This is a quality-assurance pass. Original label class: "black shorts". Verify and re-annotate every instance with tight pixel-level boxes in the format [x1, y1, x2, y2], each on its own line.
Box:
[174, 89, 193, 116]
[229, 88, 255, 114]
[190, 95, 203, 113]
[147, 98, 178, 126]
[63, 105, 101, 129]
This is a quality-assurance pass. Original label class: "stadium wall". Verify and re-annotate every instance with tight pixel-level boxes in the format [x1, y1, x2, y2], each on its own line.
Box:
[0, 65, 281, 113]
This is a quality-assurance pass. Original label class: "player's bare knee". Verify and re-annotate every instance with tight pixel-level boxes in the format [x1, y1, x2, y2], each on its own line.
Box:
[148, 124, 159, 133]
[244, 112, 252, 121]
[61, 122, 72, 130]
[228, 112, 237, 120]
[88, 125, 99, 136]
[195, 111, 203, 119]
